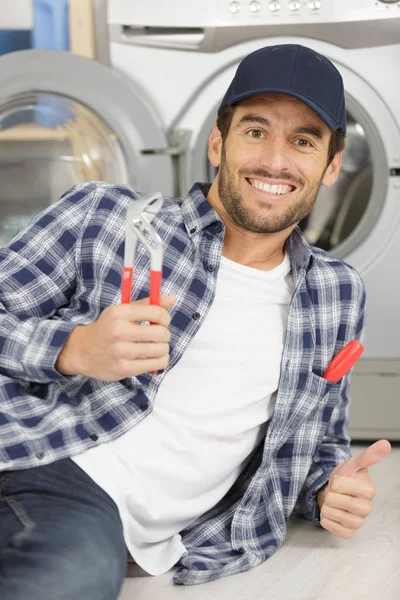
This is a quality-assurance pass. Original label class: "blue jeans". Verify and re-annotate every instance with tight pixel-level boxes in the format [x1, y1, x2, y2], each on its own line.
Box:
[0, 457, 128, 600]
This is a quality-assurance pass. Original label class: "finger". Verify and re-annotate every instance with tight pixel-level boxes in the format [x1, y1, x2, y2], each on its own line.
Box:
[121, 354, 170, 377]
[320, 516, 357, 539]
[119, 304, 173, 327]
[119, 341, 170, 360]
[118, 323, 171, 344]
[331, 476, 376, 500]
[133, 295, 177, 307]
[325, 490, 372, 517]
[321, 505, 365, 530]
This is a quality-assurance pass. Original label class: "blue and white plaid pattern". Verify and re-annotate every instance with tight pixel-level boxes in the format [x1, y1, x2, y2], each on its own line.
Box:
[0, 181, 365, 585]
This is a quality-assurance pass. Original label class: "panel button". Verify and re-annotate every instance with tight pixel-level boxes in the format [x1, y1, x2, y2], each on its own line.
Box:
[289, 0, 301, 10]
[229, 1, 241, 13]
[308, 0, 321, 9]
[268, 1, 281, 11]
[249, 1, 260, 13]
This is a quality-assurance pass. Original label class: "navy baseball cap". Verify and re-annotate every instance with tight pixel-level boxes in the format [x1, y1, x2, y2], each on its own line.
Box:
[218, 44, 347, 134]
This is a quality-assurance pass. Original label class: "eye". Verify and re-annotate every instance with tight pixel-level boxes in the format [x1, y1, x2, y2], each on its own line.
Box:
[247, 129, 264, 139]
[295, 138, 312, 148]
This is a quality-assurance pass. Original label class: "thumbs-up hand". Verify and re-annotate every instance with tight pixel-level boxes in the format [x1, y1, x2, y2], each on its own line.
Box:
[316, 439, 391, 538]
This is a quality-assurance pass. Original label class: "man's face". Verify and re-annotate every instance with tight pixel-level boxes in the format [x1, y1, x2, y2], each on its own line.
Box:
[208, 93, 342, 235]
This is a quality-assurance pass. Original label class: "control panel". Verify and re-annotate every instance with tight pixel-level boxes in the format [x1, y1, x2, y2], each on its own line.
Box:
[108, 0, 400, 27]
[216, 0, 400, 26]
[108, 0, 400, 51]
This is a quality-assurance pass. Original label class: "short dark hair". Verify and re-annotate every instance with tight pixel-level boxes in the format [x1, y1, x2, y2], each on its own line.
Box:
[216, 104, 346, 166]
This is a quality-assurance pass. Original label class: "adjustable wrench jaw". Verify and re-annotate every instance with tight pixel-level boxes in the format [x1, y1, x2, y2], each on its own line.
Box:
[123, 192, 164, 270]
[122, 192, 165, 305]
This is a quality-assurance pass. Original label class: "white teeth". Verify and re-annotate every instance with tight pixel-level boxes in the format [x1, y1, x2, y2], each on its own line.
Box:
[249, 179, 292, 195]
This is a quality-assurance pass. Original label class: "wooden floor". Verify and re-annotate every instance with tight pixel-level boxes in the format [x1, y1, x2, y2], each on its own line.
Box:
[119, 442, 400, 600]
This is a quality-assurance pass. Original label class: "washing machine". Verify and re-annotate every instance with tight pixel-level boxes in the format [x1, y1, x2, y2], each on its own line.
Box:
[0, 0, 175, 247]
[107, 0, 400, 441]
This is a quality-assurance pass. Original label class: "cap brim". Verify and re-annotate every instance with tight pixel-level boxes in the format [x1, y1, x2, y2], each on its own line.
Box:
[221, 89, 346, 134]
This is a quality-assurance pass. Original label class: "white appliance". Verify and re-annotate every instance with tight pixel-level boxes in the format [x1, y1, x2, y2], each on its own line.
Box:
[107, 0, 400, 441]
[0, 0, 175, 245]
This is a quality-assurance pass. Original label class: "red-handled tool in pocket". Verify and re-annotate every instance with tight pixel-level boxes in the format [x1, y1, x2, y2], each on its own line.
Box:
[122, 192, 164, 375]
[323, 340, 364, 382]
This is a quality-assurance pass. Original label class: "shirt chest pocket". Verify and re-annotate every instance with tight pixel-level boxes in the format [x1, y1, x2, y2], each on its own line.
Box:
[293, 370, 342, 423]
[269, 370, 342, 446]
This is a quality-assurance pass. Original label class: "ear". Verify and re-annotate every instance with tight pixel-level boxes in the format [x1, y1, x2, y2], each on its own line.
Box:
[208, 123, 223, 168]
[322, 151, 343, 187]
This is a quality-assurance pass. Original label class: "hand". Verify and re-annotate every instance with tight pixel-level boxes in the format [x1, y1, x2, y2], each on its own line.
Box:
[56, 295, 176, 380]
[317, 439, 391, 538]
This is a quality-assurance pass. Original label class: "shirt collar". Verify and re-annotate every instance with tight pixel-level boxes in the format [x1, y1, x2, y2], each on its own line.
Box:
[181, 182, 221, 236]
[182, 182, 314, 270]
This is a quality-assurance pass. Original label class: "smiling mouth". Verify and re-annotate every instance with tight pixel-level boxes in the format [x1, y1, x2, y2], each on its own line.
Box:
[246, 177, 296, 197]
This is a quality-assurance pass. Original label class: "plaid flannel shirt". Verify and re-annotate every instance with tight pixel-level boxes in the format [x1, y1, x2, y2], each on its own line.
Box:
[0, 181, 365, 585]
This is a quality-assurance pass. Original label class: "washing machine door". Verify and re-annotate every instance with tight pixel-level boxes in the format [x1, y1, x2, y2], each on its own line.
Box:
[0, 49, 174, 246]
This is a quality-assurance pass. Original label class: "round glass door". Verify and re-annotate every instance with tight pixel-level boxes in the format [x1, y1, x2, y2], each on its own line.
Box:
[299, 112, 372, 251]
[0, 92, 129, 245]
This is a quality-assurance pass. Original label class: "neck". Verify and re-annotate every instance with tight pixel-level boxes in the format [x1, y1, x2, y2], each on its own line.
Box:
[222, 238, 286, 271]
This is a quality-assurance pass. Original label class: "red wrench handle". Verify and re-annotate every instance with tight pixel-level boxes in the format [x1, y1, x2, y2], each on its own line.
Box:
[149, 270, 162, 306]
[121, 267, 134, 304]
[323, 340, 364, 383]
[149, 270, 162, 374]
[121, 268, 163, 376]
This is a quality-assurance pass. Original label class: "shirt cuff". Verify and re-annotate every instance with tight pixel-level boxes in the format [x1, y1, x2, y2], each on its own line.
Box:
[21, 319, 79, 382]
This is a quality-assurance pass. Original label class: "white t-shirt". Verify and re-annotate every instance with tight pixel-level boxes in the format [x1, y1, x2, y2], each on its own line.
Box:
[72, 252, 294, 575]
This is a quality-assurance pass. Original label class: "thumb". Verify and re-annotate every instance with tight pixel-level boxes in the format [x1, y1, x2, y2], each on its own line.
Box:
[334, 439, 391, 477]
[133, 295, 177, 308]
[159, 295, 177, 308]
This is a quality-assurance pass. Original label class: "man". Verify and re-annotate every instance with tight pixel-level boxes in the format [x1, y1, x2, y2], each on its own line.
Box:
[0, 44, 391, 599]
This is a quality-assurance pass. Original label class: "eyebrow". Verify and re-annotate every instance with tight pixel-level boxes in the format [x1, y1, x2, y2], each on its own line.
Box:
[236, 115, 270, 128]
[294, 126, 324, 140]
[236, 114, 324, 140]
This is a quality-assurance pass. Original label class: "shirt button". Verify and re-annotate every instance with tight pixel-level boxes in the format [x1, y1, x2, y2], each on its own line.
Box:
[192, 312, 201, 320]
[140, 402, 149, 411]
[36, 451, 45, 460]
[215, 224, 222, 233]
[207, 264, 215, 272]
[90, 433, 98, 441]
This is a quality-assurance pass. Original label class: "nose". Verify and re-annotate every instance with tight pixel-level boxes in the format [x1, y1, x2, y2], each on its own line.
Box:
[260, 135, 292, 173]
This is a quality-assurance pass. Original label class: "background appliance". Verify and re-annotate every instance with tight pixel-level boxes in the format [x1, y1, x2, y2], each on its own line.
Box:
[0, 0, 175, 246]
[107, 0, 400, 441]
